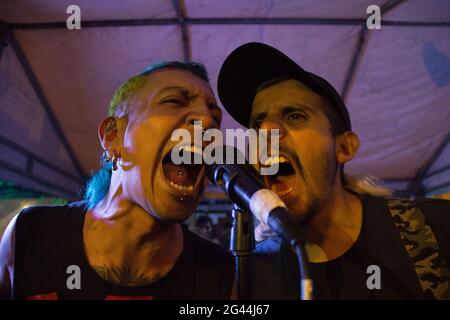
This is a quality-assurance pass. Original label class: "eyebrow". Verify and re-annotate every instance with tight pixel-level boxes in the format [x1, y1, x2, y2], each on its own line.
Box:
[157, 86, 191, 98]
[250, 104, 314, 125]
[282, 105, 314, 116]
[158, 86, 221, 114]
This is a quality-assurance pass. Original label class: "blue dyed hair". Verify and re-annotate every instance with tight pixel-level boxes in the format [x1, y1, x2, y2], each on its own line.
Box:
[83, 61, 210, 209]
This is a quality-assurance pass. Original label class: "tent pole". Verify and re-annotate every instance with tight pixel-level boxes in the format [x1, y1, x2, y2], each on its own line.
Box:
[0, 21, 8, 62]
[7, 19, 450, 30]
[0, 159, 78, 198]
[0, 134, 82, 183]
[416, 132, 450, 181]
[341, 0, 407, 101]
[8, 32, 87, 180]
[172, 0, 191, 62]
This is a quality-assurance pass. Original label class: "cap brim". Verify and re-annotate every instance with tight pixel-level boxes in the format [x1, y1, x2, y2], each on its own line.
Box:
[218, 42, 351, 130]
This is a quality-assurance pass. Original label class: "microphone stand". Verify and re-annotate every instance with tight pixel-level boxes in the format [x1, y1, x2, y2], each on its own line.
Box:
[229, 204, 255, 300]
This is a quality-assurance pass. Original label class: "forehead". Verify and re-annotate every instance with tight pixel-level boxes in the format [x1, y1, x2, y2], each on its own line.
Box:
[141, 68, 213, 97]
[252, 79, 324, 114]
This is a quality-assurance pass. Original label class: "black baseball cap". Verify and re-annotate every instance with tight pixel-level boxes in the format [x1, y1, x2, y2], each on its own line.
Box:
[217, 42, 352, 131]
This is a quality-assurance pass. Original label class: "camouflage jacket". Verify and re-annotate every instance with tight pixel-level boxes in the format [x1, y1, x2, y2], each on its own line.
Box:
[250, 194, 450, 299]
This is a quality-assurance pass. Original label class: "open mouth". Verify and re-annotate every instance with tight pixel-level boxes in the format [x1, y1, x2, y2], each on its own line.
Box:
[262, 155, 297, 197]
[162, 145, 204, 194]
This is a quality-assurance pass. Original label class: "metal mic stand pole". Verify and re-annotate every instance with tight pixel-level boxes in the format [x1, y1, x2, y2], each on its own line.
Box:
[229, 203, 255, 300]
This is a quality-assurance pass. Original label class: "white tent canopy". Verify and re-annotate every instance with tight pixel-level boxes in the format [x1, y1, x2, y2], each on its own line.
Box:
[0, 0, 449, 200]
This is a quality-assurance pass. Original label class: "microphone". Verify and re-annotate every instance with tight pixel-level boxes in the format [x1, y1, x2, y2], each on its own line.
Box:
[204, 146, 303, 248]
[204, 146, 313, 299]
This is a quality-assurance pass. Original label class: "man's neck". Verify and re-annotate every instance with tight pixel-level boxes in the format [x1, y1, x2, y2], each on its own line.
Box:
[304, 184, 363, 263]
[83, 186, 183, 286]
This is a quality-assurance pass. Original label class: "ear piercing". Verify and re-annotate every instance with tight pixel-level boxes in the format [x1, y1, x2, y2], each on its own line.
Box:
[103, 151, 111, 163]
[103, 150, 120, 171]
[112, 156, 118, 171]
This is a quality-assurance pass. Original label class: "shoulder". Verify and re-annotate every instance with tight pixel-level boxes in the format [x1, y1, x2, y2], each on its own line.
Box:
[415, 198, 450, 253]
[14, 201, 86, 230]
[414, 197, 450, 214]
[17, 201, 86, 220]
[382, 196, 450, 225]
[13, 201, 87, 253]
[0, 214, 18, 299]
[382, 196, 450, 261]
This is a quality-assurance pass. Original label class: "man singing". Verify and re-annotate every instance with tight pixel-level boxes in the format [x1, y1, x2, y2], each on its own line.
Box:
[217, 43, 450, 299]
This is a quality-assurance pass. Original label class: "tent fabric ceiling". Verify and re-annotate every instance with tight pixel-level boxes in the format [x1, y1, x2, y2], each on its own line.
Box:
[0, 45, 81, 198]
[0, 0, 176, 23]
[0, 0, 449, 199]
[384, 0, 450, 22]
[346, 26, 450, 179]
[190, 23, 362, 133]
[185, 0, 387, 18]
[13, 26, 183, 173]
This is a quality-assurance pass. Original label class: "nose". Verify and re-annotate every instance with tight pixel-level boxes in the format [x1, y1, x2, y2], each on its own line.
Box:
[259, 119, 286, 140]
[186, 109, 217, 132]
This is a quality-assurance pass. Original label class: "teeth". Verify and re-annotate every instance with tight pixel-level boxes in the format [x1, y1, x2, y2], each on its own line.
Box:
[181, 145, 203, 156]
[275, 186, 293, 196]
[168, 180, 194, 192]
[270, 183, 292, 196]
[262, 156, 288, 166]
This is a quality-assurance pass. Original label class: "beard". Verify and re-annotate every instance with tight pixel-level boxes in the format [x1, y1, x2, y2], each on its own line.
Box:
[284, 143, 338, 226]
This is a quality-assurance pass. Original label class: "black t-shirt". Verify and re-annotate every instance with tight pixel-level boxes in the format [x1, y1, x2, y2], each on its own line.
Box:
[250, 194, 450, 299]
[12, 202, 234, 300]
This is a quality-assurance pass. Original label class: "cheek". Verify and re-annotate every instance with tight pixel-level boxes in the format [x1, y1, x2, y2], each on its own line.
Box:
[294, 131, 335, 172]
[124, 119, 165, 162]
[122, 125, 158, 196]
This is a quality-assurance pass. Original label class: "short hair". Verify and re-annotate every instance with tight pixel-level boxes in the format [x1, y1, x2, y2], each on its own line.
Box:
[84, 61, 210, 210]
[255, 76, 347, 136]
[109, 61, 209, 117]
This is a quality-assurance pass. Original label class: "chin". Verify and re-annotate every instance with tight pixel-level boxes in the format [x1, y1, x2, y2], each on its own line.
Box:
[152, 198, 198, 222]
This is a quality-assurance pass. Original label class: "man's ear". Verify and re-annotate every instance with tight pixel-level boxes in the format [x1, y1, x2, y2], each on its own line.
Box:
[335, 131, 360, 165]
[98, 117, 124, 157]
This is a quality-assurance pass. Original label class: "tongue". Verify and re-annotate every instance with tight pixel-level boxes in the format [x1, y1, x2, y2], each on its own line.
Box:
[272, 174, 296, 192]
[163, 163, 191, 186]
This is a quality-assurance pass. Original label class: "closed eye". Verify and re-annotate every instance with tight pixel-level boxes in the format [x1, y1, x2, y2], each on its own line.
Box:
[161, 98, 185, 106]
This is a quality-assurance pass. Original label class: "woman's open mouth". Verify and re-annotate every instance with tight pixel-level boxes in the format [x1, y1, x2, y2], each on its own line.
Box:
[161, 145, 204, 196]
[262, 155, 297, 197]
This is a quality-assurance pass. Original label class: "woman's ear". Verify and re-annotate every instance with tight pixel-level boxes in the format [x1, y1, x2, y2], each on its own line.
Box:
[335, 131, 360, 165]
[98, 117, 122, 157]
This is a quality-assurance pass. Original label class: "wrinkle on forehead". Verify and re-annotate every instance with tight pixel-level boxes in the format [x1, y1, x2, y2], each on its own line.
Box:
[143, 68, 214, 98]
[127, 69, 216, 118]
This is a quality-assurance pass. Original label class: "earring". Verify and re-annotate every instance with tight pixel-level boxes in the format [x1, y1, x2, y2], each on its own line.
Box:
[103, 150, 111, 163]
[112, 155, 118, 171]
[117, 156, 124, 168]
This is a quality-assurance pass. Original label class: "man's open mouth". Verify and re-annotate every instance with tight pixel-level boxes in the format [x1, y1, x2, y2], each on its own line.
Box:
[262, 155, 297, 197]
[162, 145, 204, 193]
